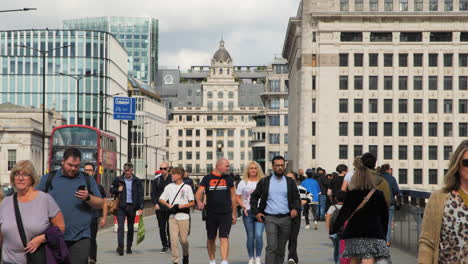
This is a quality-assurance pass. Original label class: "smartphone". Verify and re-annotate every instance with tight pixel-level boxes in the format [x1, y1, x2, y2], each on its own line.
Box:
[77, 185, 86, 191]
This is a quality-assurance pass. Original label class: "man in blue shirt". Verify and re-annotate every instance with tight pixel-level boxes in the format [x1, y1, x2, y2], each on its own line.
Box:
[37, 148, 104, 264]
[250, 156, 301, 264]
[301, 171, 321, 230]
[110, 162, 144, 256]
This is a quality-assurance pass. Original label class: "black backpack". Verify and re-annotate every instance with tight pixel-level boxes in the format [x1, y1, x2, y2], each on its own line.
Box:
[45, 170, 93, 195]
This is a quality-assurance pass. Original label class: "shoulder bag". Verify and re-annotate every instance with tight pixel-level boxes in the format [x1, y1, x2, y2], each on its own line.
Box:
[202, 176, 223, 221]
[167, 184, 186, 215]
[13, 193, 47, 264]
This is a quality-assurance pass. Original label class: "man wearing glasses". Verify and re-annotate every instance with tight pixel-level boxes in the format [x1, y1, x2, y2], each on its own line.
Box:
[151, 162, 173, 253]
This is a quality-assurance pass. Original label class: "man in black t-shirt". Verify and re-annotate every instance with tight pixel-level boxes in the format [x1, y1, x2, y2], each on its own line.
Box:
[195, 158, 237, 264]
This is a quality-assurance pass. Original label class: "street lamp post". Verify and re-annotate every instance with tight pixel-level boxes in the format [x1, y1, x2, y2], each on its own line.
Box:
[0, 8, 37, 13]
[17, 43, 72, 175]
[144, 133, 159, 196]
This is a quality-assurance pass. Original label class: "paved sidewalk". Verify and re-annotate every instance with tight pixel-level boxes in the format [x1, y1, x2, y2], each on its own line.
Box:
[96, 212, 416, 264]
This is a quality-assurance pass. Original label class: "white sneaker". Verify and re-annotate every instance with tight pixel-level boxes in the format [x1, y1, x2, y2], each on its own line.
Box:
[288, 259, 296, 264]
[255, 257, 262, 264]
[220, 261, 229, 264]
[209, 260, 216, 264]
[248, 258, 255, 264]
[314, 220, 318, 230]
[305, 224, 310, 229]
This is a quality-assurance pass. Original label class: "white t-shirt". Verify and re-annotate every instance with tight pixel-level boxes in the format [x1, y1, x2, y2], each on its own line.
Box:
[235, 180, 258, 211]
[344, 171, 354, 183]
[160, 183, 194, 220]
[326, 204, 343, 215]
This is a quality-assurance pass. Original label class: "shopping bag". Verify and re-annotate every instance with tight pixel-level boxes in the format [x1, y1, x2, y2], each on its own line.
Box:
[137, 216, 145, 244]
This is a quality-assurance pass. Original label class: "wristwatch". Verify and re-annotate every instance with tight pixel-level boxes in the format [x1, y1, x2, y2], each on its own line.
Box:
[85, 195, 91, 201]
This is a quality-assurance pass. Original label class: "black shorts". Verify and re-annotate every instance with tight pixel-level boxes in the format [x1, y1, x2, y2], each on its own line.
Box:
[205, 212, 232, 239]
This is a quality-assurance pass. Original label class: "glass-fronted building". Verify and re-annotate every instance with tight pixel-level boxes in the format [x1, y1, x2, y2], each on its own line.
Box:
[0, 29, 128, 129]
[63, 17, 159, 85]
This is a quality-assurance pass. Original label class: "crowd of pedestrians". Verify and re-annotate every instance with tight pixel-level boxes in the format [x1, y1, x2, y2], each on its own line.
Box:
[1, 140, 467, 264]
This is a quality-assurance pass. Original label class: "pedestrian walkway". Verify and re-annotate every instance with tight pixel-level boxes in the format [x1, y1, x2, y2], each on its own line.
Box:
[96, 212, 416, 264]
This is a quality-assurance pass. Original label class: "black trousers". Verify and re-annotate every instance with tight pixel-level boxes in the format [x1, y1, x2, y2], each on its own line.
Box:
[156, 210, 171, 248]
[117, 204, 136, 249]
[66, 238, 91, 264]
[90, 217, 99, 261]
[303, 204, 310, 225]
[288, 216, 301, 263]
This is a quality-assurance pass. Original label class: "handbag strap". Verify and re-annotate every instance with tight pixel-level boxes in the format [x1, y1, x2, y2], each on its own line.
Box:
[346, 188, 376, 222]
[211, 175, 223, 192]
[13, 193, 29, 248]
[171, 184, 186, 205]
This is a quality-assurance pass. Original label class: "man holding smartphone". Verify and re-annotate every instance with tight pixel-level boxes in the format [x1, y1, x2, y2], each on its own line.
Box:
[110, 162, 144, 256]
[37, 148, 104, 264]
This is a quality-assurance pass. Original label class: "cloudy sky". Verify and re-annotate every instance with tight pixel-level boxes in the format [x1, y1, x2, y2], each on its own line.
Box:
[0, 0, 300, 70]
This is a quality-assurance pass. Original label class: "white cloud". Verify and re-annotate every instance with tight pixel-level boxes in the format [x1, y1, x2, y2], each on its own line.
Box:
[160, 49, 212, 70]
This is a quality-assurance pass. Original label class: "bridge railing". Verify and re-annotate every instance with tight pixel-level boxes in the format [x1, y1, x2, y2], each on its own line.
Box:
[391, 189, 431, 255]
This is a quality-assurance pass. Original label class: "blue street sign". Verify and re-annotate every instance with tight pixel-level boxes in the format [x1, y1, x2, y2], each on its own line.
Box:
[113, 97, 136, 120]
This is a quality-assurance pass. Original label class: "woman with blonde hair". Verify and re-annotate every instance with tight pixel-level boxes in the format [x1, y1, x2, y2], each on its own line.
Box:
[236, 161, 265, 264]
[418, 140, 468, 264]
[331, 157, 390, 264]
[0, 160, 65, 264]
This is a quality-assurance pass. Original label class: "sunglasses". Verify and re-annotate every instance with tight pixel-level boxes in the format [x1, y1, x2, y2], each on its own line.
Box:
[461, 159, 468, 167]
[160, 167, 168, 170]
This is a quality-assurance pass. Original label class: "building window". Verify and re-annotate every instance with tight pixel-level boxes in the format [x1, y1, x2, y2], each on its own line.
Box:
[444, 146, 452, 160]
[339, 99, 348, 113]
[228, 129, 234, 137]
[429, 76, 438, 90]
[460, 122, 468, 137]
[400, 0, 409, 10]
[414, 122, 423, 136]
[384, 145, 393, 160]
[444, 54, 453, 67]
[218, 91, 223, 98]
[178, 129, 183, 136]
[371, 32, 393, 42]
[399, 146, 408, 160]
[369, 76, 378, 90]
[399, 169, 408, 184]
[429, 169, 438, 185]
[217, 101, 224, 111]
[354, 99, 363, 113]
[444, 122, 453, 137]
[369, 99, 378, 113]
[284, 115, 289, 126]
[312, 76, 316, 90]
[369, 122, 378, 136]
[355, 0, 364, 10]
[270, 98, 280, 109]
[269, 115, 280, 126]
[354, 145, 363, 157]
[369, 145, 378, 158]
[207, 140, 213, 147]
[415, 0, 423, 10]
[369, 54, 379, 67]
[414, 76, 423, 90]
[384, 99, 393, 113]
[284, 134, 288, 144]
[429, 54, 438, 67]
[228, 91, 234, 98]
[269, 133, 280, 144]
[178, 141, 183, 147]
[462, 32, 468, 41]
[340, 53, 349, 67]
[339, 122, 348, 136]
[312, 122, 316, 136]
[384, 54, 393, 67]
[414, 99, 423, 113]
[384, 0, 393, 11]
[399, 99, 408, 113]
[207, 91, 213, 98]
[339, 145, 348, 159]
[370, 0, 379, 11]
[207, 129, 213, 137]
[429, 146, 438, 160]
[399, 54, 408, 67]
[312, 99, 316, 113]
[340, 0, 349, 11]
[429, 122, 438, 137]
[354, 76, 363, 90]
[270, 80, 281, 92]
[444, 76, 453, 90]
[461, 0, 468, 10]
[339, 76, 349, 90]
[414, 169, 423, 184]
[460, 99, 468, 113]
[196, 141, 200, 147]
[459, 54, 468, 67]
[216, 129, 224, 137]
[354, 54, 364, 67]
[444, 0, 453, 10]
[429, 99, 438, 113]
[341, 32, 363, 42]
[384, 76, 393, 90]
[399, 122, 408, 136]
[431, 32, 453, 42]
[429, 0, 438, 11]
[401, 33, 423, 42]
[459, 76, 468, 90]
[354, 122, 363, 136]
[207, 102, 213, 111]
[413, 53, 423, 66]
[414, 145, 423, 160]
[207, 151, 213, 160]
[186, 141, 193, 147]
[444, 99, 453, 113]
[384, 122, 393, 136]
[7, 149, 16, 171]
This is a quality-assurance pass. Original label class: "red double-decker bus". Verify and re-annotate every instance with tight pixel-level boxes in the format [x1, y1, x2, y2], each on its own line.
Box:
[48, 125, 117, 194]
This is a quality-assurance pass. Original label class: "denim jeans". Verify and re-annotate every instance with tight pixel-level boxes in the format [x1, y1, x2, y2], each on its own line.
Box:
[243, 210, 265, 258]
[329, 234, 339, 264]
[318, 194, 327, 220]
[387, 205, 395, 242]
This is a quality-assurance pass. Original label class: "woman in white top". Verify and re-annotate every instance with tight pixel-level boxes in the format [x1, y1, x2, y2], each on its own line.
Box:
[236, 161, 265, 264]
